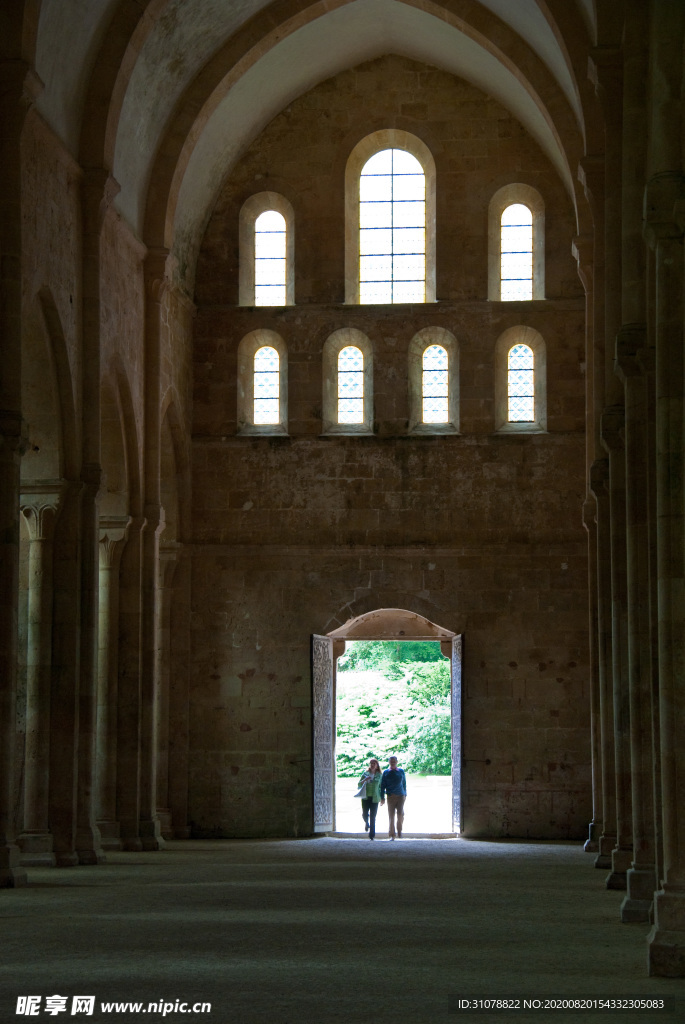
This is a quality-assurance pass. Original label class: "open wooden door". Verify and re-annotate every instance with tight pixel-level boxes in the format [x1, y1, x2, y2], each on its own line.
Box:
[451, 634, 463, 833]
[311, 634, 334, 833]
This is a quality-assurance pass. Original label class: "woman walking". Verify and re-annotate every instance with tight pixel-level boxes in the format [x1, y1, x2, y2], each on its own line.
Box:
[358, 758, 382, 839]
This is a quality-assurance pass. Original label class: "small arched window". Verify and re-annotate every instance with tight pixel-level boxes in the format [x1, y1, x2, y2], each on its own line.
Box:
[500, 205, 533, 301]
[488, 184, 544, 301]
[338, 346, 364, 424]
[494, 326, 546, 433]
[507, 344, 534, 422]
[422, 345, 448, 423]
[239, 192, 295, 306]
[237, 330, 288, 435]
[254, 212, 286, 306]
[253, 346, 280, 424]
[322, 329, 373, 434]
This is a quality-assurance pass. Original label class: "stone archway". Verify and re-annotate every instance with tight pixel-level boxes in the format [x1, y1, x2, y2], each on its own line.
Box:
[312, 608, 462, 835]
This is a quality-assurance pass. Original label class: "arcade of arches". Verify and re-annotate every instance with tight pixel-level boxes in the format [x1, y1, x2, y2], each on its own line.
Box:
[1, 0, 684, 978]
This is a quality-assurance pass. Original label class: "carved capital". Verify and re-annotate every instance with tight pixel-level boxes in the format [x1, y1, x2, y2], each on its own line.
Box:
[20, 480, 66, 540]
[588, 48, 623, 118]
[99, 515, 131, 568]
[600, 405, 626, 453]
[589, 458, 610, 501]
[643, 173, 685, 248]
[614, 323, 647, 382]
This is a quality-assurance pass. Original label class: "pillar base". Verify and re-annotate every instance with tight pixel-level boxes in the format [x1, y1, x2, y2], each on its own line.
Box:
[76, 825, 105, 865]
[606, 845, 632, 890]
[584, 821, 601, 853]
[97, 820, 122, 851]
[594, 833, 614, 869]
[139, 817, 165, 851]
[620, 866, 657, 923]
[157, 808, 174, 842]
[0, 843, 28, 887]
[18, 830, 56, 868]
[648, 889, 685, 977]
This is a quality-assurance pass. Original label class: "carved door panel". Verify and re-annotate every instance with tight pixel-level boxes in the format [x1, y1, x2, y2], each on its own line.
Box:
[311, 634, 334, 832]
[451, 634, 463, 833]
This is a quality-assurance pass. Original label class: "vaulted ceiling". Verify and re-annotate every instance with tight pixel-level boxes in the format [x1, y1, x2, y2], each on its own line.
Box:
[30, 0, 601, 290]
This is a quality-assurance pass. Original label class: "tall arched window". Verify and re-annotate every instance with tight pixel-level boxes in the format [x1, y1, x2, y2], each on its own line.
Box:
[239, 192, 295, 306]
[500, 205, 533, 301]
[338, 346, 364, 424]
[345, 131, 436, 304]
[253, 345, 280, 424]
[488, 184, 544, 301]
[408, 328, 459, 434]
[494, 326, 546, 433]
[254, 212, 286, 306]
[422, 345, 448, 423]
[359, 149, 425, 304]
[507, 343, 534, 421]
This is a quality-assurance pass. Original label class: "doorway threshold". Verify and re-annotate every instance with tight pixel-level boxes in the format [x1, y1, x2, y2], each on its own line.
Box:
[327, 831, 460, 839]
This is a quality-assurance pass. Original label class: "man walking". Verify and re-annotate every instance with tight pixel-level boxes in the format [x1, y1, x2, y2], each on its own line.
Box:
[380, 755, 407, 839]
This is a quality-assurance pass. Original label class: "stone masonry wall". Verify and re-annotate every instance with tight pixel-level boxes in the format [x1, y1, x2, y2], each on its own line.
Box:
[189, 56, 590, 839]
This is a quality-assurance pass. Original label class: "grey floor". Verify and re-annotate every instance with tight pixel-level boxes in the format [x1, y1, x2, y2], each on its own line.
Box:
[1, 838, 682, 1024]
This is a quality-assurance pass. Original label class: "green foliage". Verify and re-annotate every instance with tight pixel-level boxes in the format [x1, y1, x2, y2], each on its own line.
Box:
[336, 641, 452, 777]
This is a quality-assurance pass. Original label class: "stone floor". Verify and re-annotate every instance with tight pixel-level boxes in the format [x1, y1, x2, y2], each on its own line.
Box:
[1, 838, 682, 1023]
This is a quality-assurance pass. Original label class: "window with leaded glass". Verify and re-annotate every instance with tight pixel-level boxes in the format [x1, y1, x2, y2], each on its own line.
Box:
[338, 346, 364, 424]
[359, 149, 425, 304]
[508, 343, 534, 422]
[255, 211, 286, 306]
[501, 204, 533, 301]
[422, 345, 448, 423]
[254, 345, 280, 424]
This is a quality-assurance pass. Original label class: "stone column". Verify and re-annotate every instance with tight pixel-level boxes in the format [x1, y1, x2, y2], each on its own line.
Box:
[582, 495, 602, 853]
[156, 546, 178, 840]
[615, 327, 658, 921]
[96, 516, 130, 849]
[645, 171, 685, 976]
[589, 458, 615, 870]
[0, 54, 30, 888]
[117, 515, 145, 851]
[17, 483, 65, 866]
[600, 406, 633, 890]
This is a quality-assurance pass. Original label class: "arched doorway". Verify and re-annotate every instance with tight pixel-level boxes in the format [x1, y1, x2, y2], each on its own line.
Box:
[312, 609, 463, 835]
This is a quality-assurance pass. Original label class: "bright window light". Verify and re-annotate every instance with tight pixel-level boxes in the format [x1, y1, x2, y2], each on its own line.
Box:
[254, 345, 280, 424]
[508, 343, 534, 421]
[501, 204, 533, 301]
[338, 346, 364, 423]
[255, 211, 286, 306]
[422, 345, 448, 423]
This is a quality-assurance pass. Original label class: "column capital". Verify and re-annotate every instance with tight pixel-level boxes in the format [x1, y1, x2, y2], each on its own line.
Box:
[600, 405, 626, 453]
[588, 47, 623, 121]
[614, 323, 648, 382]
[644, 172, 685, 249]
[589, 458, 609, 500]
[99, 515, 131, 569]
[19, 480, 67, 540]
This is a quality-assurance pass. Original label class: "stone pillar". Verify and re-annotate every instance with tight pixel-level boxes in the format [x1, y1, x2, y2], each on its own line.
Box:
[96, 516, 130, 849]
[17, 483, 65, 865]
[600, 406, 633, 890]
[589, 458, 615, 870]
[615, 327, 658, 922]
[156, 546, 178, 840]
[0, 55, 30, 888]
[117, 515, 145, 851]
[645, 171, 685, 975]
[582, 495, 602, 853]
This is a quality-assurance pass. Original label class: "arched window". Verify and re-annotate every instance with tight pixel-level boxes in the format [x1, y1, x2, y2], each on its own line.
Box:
[488, 184, 544, 301]
[253, 345, 280, 424]
[507, 343, 534, 421]
[494, 326, 546, 433]
[254, 212, 286, 306]
[500, 205, 533, 301]
[337, 346, 364, 424]
[422, 345, 448, 423]
[239, 192, 295, 306]
[408, 328, 459, 434]
[359, 149, 425, 304]
[237, 330, 288, 435]
[345, 130, 436, 304]
[322, 329, 373, 434]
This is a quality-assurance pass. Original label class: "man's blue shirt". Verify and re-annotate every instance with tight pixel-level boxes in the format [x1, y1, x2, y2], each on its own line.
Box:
[380, 767, 407, 798]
